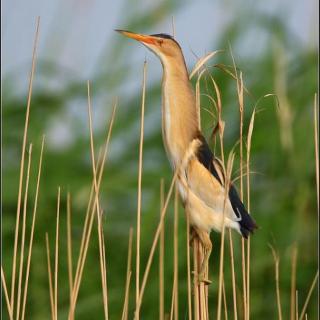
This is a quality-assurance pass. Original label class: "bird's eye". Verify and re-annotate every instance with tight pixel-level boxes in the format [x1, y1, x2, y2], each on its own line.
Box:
[158, 39, 163, 46]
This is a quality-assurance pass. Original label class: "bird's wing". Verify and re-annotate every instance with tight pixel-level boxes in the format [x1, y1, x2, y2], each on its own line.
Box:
[183, 135, 240, 221]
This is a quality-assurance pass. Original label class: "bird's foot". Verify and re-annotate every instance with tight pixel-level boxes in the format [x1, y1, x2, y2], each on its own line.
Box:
[192, 271, 212, 285]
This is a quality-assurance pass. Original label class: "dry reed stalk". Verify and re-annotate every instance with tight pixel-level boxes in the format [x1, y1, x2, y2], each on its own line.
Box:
[222, 278, 228, 320]
[69, 101, 116, 318]
[186, 212, 192, 320]
[136, 61, 147, 320]
[246, 108, 256, 319]
[100, 215, 109, 319]
[121, 228, 133, 320]
[134, 165, 180, 318]
[45, 233, 55, 320]
[217, 152, 235, 320]
[87, 81, 109, 319]
[159, 179, 165, 320]
[314, 94, 319, 211]
[231, 48, 247, 320]
[21, 136, 45, 320]
[296, 290, 299, 320]
[54, 187, 61, 320]
[298, 270, 319, 320]
[173, 187, 179, 320]
[193, 238, 199, 320]
[11, 17, 40, 311]
[16, 144, 32, 320]
[270, 245, 283, 320]
[2, 267, 13, 320]
[169, 273, 177, 320]
[67, 192, 73, 305]
[228, 230, 238, 320]
[290, 244, 298, 320]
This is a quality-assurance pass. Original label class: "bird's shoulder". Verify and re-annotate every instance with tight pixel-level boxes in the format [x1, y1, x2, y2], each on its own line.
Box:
[192, 132, 225, 185]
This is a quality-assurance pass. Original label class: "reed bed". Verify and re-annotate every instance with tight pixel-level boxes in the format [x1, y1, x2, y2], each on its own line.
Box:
[2, 18, 319, 320]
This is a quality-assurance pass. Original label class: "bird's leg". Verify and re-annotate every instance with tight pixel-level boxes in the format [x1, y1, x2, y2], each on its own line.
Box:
[193, 227, 212, 285]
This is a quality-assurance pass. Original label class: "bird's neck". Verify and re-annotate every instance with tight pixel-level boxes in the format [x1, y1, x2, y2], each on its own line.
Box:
[161, 56, 199, 166]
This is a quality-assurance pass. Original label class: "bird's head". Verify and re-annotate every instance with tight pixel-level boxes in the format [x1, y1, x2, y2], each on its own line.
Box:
[116, 30, 183, 64]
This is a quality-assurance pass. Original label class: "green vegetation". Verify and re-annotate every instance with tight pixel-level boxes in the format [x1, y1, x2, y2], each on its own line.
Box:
[2, 1, 318, 319]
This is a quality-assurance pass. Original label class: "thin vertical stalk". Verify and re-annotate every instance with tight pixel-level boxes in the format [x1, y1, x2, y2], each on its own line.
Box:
[54, 188, 61, 320]
[134, 166, 179, 318]
[186, 213, 192, 320]
[69, 102, 116, 318]
[298, 271, 319, 320]
[67, 192, 73, 306]
[173, 187, 179, 320]
[230, 47, 247, 320]
[11, 17, 40, 310]
[21, 136, 45, 320]
[16, 144, 32, 320]
[136, 62, 147, 320]
[217, 153, 235, 320]
[270, 245, 282, 320]
[87, 81, 109, 319]
[228, 230, 238, 320]
[45, 233, 54, 320]
[2, 267, 13, 320]
[290, 245, 298, 320]
[314, 94, 319, 211]
[121, 228, 133, 320]
[222, 278, 228, 320]
[246, 109, 255, 319]
[159, 180, 165, 320]
[296, 290, 299, 320]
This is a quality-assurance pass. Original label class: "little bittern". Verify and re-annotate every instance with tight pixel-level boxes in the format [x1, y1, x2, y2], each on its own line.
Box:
[117, 30, 257, 283]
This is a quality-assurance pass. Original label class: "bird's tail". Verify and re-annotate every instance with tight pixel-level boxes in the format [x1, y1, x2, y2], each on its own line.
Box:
[239, 210, 258, 239]
[228, 185, 258, 238]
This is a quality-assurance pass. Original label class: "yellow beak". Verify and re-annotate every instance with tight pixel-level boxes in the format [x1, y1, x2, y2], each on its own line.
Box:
[115, 29, 157, 45]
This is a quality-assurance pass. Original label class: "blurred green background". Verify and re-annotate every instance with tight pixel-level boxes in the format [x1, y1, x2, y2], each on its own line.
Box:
[2, 0, 318, 319]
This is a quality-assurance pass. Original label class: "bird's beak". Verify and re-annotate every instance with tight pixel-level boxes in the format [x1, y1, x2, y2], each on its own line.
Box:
[115, 29, 157, 45]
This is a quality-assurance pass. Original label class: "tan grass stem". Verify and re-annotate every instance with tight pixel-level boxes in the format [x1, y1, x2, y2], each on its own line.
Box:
[270, 245, 283, 320]
[54, 188, 61, 320]
[11, 17, 40, 310]
[69, 101, 116, 318]
[87, 81, 109, 319]
[229, 46, 248, 320]
[222, 278, 228, 320]
[67, 192, 73, 306]
[121, 228, 133, 320]
[186, 212, 192, 320]
[21, 136, 45, 320]
[2, 267, 13, 320]
[217, 152, 235, 320]
[298, 270, 319, 320]
[15, 149, 36, 318]
[135, 61, 147, 319]
[173, 187, 179, 320]
[134, 166, 180, 318]
[246, 108, 256, 319]
[45, 233, 54, 320]
[290, 244, 298, 320]
[314, 94, 319, 211]
[16, 144, 33, 320]
[159, 179, 165, 320]
[228, 230, 238, 320]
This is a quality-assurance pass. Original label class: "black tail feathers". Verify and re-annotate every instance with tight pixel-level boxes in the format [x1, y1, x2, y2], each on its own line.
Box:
[239, 210, 258, 239]
[228, 184, 258, 239]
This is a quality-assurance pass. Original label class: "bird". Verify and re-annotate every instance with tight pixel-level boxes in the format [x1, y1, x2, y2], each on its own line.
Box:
[116, 30, 257, 283]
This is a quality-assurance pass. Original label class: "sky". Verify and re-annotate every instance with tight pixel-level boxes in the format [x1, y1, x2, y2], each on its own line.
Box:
[2, 0, 318, 79]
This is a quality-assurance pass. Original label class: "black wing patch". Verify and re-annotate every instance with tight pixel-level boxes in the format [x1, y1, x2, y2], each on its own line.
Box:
[194, 133, 258, 235]
[195, 134, 223, 185]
